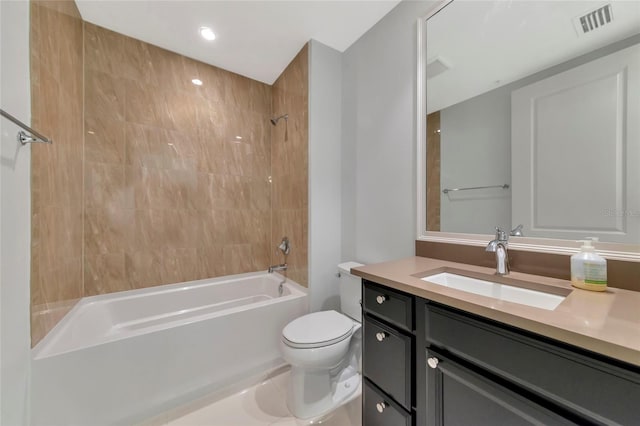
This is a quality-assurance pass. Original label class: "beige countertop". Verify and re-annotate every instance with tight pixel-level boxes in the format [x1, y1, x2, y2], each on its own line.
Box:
[352, 256, 640, 367]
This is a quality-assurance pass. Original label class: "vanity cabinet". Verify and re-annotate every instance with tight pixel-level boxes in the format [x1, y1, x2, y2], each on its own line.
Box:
[362, 280, 416, 425]
[361, 279, 640, 426]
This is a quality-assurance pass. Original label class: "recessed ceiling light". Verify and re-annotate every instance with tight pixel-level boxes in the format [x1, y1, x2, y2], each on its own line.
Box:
[199, 26, 216, 41]
[192, 78, 203, 86]
[235, 136, 242, 140]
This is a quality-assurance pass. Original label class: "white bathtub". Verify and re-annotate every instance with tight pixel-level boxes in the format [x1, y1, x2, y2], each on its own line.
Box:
[31, 272, 308, 425]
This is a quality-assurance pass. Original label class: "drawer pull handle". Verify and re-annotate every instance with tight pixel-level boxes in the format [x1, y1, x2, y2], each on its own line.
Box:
[427, 357, 439, 369]
[376, 295, 387, 304]
[376, 332, 387, 342]
[376, 402, 387, 413]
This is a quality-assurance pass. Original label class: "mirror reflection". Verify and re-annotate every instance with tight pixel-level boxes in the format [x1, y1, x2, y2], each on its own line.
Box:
[425, 1, 640, 244]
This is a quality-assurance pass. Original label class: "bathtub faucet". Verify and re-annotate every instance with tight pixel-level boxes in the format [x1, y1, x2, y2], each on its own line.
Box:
[268, 263, 288, 273]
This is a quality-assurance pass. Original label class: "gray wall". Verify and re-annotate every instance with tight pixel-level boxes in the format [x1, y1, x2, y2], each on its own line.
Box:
[308, 40, 343, 311]
[341, 0, 438, 264]
[438, 33, 640, 235]
[0, 1, 32, 424]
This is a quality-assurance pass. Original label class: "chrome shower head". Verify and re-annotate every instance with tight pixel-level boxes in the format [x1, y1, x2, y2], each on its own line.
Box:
[270, 114, 288, 126]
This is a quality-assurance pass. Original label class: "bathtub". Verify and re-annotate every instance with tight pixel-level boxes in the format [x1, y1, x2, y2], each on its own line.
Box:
[31, 272, 308, 425]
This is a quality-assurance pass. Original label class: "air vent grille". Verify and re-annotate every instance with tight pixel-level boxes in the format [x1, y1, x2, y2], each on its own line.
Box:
[574, 4, 613, 35]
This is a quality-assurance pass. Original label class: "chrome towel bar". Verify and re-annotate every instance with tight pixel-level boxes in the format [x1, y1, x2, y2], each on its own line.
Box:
[442, 184, 509, 194]
[0, 109, 53, 145]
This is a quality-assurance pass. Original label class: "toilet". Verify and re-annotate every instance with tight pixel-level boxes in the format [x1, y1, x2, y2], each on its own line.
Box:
[280, 261, 364, 419]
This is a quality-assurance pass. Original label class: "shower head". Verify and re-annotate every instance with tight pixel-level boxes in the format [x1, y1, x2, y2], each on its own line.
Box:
[270, 114, 288, 126]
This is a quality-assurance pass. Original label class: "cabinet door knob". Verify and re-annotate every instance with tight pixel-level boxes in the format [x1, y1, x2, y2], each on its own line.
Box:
[376, 402, 387, 413]
[427, 357, 439, 369]
[376, 295, 387, 304]
[376, 332, 387, 342]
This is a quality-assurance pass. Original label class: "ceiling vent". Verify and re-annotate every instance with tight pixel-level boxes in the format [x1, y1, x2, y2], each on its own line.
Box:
[573, 4, 613, 36]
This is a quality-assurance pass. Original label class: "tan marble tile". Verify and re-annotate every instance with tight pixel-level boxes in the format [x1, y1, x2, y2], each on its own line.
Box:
[37, 69, 61, 142]
[85, 116, 126, 164]
[196, 61, 227, 103]
[162, 169, 199, 210]
[85, 162, 130, 209]
[85, 69, 126, 122]
[163, 209, 202, 249]
[124, 79, 172, 128]
[197, 245, 226, 278]
[124, 123, 170, 169]
[38, 207, 83, 272]
[221, 175, 251, 210]
[36, 5, 63, 81]
[84, 253, 127, 296]
[223, 210, 253, 245]
[126, 209, 164, 252]
[125, 166, 165, 209]
[125, 250, 163, 289]
[121, 35, 155, 85]
[200, 209, 227, 247]
[165, 89, 200, 133]
[252, 242, 271, 272]
[224, 244, 254, 275]
[250, 176, 271, 211]
[38, 257, 83, 303]
[272, 174, 308, 211]
[196, 173, 222, 211]
[146, 43, 186, 93]
[163, 128, 200, 171]
[84, 208, 132, 256]
[84, 22, 125, 76]
[57, 11, 83, 99]
[161, 247, 202, 284]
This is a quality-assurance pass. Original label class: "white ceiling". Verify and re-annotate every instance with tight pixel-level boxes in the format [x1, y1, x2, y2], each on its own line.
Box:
[76, 0, 401, 84]
[426, 1, 640, 113]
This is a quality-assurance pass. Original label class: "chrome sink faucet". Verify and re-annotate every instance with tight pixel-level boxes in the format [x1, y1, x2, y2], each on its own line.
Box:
[486, 227, 510, 276]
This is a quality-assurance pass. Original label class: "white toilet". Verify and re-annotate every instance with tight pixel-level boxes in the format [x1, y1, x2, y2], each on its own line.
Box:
[280, 261, 364, 419]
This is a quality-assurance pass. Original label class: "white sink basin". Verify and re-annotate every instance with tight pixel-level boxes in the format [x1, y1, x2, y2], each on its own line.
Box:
[421, 272, 566, 310]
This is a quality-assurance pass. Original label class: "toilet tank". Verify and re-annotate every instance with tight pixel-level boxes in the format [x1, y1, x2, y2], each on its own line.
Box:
[338, 262, 364, 322]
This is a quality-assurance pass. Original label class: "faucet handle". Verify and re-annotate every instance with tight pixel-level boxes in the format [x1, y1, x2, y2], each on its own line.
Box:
[495, 227, 508, 241]
[510, 224, 524, 237]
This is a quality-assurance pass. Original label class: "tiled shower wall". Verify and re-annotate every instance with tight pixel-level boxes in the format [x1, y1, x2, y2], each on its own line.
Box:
[30, 3, 309, 345]
[82, 23, 273, 295]
[271, 45, 309, 286]
[30, 0, 84, 345]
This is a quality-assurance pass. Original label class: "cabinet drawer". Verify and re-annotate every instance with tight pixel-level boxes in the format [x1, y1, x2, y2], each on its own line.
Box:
[364, 379, 411, 426]
[364, 314, 412, 410]
[426, 304, 640, 426]
[363, 280, 413, 331]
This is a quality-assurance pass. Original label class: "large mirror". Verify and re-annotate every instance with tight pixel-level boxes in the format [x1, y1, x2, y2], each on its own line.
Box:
[418, 0, 640, 255]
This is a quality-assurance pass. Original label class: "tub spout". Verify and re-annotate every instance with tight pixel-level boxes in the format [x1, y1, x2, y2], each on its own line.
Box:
[268, 263, 287, 273]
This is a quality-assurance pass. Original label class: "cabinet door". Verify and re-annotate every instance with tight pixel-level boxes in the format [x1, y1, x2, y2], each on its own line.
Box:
[364, 379, 412, 426]
[426, 349, 575, 426]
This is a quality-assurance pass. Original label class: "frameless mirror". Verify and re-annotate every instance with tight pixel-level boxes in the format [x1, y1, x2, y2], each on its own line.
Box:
[421, 0, 640, 247]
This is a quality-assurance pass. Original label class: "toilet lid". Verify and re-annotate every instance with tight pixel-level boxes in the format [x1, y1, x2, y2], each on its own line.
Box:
[282, 311, 354, 349]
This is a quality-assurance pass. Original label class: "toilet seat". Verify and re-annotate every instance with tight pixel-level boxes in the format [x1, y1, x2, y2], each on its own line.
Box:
[282, 311, 354, 349]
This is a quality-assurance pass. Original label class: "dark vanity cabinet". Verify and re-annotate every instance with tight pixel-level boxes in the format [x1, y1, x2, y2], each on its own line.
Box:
[362, 279, 640, 426]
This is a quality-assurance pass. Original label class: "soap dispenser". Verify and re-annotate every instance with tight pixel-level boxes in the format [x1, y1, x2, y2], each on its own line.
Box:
[570, 240, 607, 291]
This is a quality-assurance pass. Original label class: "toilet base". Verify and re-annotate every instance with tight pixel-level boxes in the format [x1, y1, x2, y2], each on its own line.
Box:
[287, 365, 361, 419]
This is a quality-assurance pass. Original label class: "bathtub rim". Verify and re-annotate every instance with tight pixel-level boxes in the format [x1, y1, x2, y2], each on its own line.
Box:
[32, 271, 307, 360]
